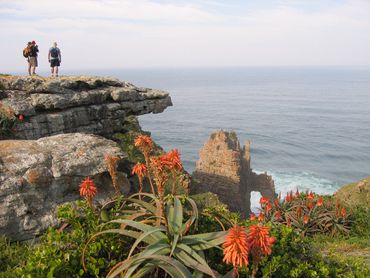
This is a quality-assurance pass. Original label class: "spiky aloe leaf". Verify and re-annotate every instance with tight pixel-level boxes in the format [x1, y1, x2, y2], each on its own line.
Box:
[182, 231, 227, 251]
[124, 243, 171, 277]
[182, 231, 227, 243]
[130, 264, 155, 278]
[109, 219, 166, 241]
[123, 197, 157, 214]
[175, 243, 217, 277]
[107, 255, 193, 278]
[128, 226, 167, 258]
[119, 212, 152, 231]
[167, 196, 183, 235]
[180, 196, 199, 235]
[82, 228, 146, 271]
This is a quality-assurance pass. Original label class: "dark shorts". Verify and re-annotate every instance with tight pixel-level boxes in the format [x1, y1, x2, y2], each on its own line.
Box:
[50, 59, 60, 67]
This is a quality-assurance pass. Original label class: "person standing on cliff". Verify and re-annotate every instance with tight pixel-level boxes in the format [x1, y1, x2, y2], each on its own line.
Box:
[48, 42, 62, 77]
[28, 40, 39, 76]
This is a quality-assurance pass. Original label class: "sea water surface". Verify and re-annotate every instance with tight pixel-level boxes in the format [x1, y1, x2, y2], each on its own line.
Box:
[66, 67, 370, 203]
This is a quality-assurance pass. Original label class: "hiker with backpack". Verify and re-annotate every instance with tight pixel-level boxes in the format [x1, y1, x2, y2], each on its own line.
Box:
[23, 41, 38, 76]
[28, 41, 39, 75]
[48, 42, 61, 77]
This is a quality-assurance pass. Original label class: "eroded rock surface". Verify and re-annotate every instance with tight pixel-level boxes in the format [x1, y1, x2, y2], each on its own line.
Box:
[0, 75, 172, 140]
[0, 133, 130, 241]
[192, 130, 275, 215]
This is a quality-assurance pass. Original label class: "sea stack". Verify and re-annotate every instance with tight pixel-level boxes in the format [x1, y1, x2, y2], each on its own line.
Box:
[192, 130, 275, 215]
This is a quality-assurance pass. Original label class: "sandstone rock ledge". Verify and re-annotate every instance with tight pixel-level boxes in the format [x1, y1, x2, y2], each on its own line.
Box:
[0, 133, 129, 241]
[0, 75, 172, 140]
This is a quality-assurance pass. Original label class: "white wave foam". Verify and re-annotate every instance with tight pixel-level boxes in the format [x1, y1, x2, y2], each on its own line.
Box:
[250, 170, 339, 212]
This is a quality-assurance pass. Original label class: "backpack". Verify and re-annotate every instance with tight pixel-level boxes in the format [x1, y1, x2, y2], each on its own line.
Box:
[50, 47, 59, 58]
[23, 46, 31, 58]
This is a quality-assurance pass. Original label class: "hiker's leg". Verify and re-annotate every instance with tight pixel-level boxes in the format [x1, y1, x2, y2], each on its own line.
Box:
[28, 63, 31, 76]
[55, 66, 59, 76]
[32, 58, 37, 74]
[51, 66, 54, 76]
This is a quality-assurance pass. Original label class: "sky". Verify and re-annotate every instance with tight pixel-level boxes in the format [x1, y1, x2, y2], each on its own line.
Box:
[1, 0, 370, 71]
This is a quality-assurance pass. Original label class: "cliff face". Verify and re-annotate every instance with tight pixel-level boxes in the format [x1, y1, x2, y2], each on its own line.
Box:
[0, 75, 172, 140]
[192, 130, 275, 215]
[0, 75, 172, 241]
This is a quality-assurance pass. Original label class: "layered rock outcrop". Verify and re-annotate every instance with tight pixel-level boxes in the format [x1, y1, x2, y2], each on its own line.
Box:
[0, 75, 172, 241]
[192, 130, 275, 215]
[0, 133, 130, 241]
[0, 75, 172, 140]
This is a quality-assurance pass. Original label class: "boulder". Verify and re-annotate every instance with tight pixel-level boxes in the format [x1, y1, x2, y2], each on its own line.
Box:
[0, 133, 130, 241]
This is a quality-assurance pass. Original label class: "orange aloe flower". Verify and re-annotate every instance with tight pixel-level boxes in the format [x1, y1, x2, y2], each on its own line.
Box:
[341, 207, 346, 218]
[161, 149, 183, 194]
[296, 205, 302, 217]
[247, 224, 276, 278]
[265, 202, 273, 213]
[273, 198, 280, 208]
[105, 155, 120, 192]
[306, 199, 313, 209]
[223, 225, 249, 271]
[275, 210, 281, 221]
[250, 213, 256, 221]
[307, 191, 314, 200]
[163, 149, 183, 171]
[18, 114, 24, 121]
[285, 192, 293, 203]
[317, 196, 323, 207]
[132, 162, 147, 197]
[132, 162, 147, 179]
[295, 189, 300, 198]
[134, 135, 153, 155]
[150, 155, 170, 198]
[258, 212, 265, 222]
[303, 215, 310, 224]
[79, 177, 97, 207]
[259, 196, 270, 205]
[286, 216, 291, 227]
[248, 224, 276, 257]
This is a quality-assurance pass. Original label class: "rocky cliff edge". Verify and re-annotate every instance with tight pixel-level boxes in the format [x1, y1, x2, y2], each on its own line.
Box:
[0, 75, 172, 140]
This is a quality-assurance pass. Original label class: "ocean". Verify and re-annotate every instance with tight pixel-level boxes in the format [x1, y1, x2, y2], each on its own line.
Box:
[68, 67, 370, 204]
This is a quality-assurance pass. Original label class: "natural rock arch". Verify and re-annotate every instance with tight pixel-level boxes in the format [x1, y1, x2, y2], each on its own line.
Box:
[192, 130, 275, 216]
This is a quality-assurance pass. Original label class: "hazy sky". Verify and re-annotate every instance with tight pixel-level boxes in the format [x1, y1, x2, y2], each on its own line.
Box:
[1, 0, 370, 71]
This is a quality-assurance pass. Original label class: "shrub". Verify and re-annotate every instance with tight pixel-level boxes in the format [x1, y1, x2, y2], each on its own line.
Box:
[257, 225, 370, 278]
[255, 191, 350, 237]
[0, 236, 31, 276]
[10, 201, 129, 277]
[0, 102, 17, 137]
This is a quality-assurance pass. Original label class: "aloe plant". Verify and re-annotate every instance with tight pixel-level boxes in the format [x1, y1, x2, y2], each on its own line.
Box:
[257, 191, 350, 237]
[84, 194, 227, 277]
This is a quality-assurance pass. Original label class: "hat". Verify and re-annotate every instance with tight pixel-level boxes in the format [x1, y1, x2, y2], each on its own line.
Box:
[27, 41, 32, 45]
[32, 40, 36, 44]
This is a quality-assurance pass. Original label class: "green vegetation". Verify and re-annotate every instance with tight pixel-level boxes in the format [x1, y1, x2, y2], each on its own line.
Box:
[0, 135, 369, 277]
[0, 102, 17, 137]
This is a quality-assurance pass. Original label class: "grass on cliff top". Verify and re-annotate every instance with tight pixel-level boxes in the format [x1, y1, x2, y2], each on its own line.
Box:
[335, 177, 370, 207]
